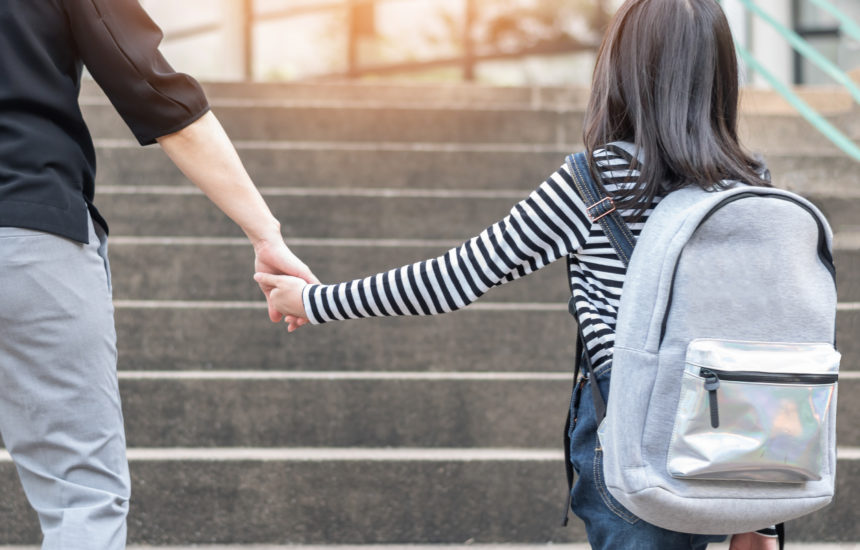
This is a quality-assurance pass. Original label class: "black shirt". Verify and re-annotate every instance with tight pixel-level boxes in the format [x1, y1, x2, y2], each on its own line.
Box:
[0, 0, 210, 243]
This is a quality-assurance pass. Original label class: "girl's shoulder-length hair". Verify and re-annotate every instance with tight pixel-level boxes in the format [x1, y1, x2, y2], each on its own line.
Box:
[584, 0, 771, 217]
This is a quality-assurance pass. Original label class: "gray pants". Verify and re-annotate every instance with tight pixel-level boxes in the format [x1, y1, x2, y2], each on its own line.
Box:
[0, 216, 129, 549]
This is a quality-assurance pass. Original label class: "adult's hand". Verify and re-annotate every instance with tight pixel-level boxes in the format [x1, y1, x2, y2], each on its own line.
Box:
[254, 237, 319, 322]
[729, 532, 778, 550]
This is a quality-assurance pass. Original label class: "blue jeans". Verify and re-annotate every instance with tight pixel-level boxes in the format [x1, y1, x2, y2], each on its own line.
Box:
[568, 363, 727, 550]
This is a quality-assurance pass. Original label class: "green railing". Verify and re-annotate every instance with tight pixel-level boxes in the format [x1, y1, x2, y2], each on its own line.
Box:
[732, 0, 860, 162]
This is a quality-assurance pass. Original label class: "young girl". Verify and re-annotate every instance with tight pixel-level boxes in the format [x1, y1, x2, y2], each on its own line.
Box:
[255, 0, 779, 548]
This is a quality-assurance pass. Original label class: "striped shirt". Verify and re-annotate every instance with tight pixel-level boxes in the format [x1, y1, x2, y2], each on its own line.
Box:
[301, 141, 661, 371]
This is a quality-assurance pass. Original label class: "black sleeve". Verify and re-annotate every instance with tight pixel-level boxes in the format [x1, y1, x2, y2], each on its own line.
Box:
[63, 0, 211, 145]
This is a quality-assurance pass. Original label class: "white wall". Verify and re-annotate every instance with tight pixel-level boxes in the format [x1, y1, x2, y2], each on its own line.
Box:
[139, 0, 245, 80]
[749, 0, 793, 88]
[721, 0, 751, 85]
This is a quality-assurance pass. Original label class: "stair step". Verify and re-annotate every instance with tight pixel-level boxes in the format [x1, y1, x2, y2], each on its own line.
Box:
[81, 78, 855, 116]
[94, 189, 860, 240]
[105, 239, 860, 303]
[81, 103, 583, 146]
[92, 141, 860, 193]
[0, 452, 857, 544]
[93, 141, 575, 190]
[81, 79, 592, 108]
[97, 191, 517, 241]
[114, 373, 572, 448]
[114, 307, 576, 371]
[111, 374, 860, 448]
[0, 452, 587, 545]
[79, 102, 846, 156]
[111, 307, 859, 372]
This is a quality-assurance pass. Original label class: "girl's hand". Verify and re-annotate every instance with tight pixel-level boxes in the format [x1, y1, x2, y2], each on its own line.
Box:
[283, 314, 310, 333]
[729, 532, 778, 550]
[253, 238, 319, 323]
[253, 273, 310, 332]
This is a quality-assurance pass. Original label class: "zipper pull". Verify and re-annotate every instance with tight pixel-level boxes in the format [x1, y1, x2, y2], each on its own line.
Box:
[701, 369, 720, 429]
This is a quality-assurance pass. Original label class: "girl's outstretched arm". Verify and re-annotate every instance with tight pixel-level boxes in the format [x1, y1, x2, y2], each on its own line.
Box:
[279, 161, 601, 329]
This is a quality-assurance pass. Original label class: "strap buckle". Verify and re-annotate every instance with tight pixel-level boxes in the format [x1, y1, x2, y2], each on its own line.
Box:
[587, 197, 616, 222]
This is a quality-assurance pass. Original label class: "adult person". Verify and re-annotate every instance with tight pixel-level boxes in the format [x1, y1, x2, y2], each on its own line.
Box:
[255, 0, 780, 548]
[0, 0, 316, 548]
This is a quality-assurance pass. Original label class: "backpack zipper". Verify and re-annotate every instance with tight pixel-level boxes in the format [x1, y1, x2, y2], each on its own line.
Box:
[697, 367, 838, 429]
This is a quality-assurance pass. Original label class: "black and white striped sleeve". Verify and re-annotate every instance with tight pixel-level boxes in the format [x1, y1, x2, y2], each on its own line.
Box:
[301, 166, 594, 324]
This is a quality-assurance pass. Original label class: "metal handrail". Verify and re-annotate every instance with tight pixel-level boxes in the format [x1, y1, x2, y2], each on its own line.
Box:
[163, 0, 374, 40]
[306, 39, 594, 81]
[160, 0, 603, 81]
[733, 0, 860, 162]
[255, 0, 415, 23]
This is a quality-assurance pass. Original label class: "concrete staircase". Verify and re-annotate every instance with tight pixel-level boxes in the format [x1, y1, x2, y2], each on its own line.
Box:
[0, 81, 858, 546]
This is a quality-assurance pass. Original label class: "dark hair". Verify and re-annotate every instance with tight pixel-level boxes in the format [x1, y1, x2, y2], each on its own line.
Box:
[584, 0, 770, 216]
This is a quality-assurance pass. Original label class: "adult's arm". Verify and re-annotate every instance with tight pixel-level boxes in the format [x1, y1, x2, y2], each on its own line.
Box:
[62, 0, 318, 320]
[156, 112, 319, 322]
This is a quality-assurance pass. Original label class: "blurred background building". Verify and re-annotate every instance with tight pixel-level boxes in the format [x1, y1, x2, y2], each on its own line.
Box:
[138, 0, 860, 87]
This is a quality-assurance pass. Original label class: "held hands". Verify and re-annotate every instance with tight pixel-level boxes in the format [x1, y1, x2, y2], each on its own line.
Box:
[253, 271, 310, 332]
[253, 237, 317, 326]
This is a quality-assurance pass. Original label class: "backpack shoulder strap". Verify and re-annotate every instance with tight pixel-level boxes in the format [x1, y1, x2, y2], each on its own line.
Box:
[565, 151, 636, 266]
[563, 151, 638, 419]
[560, 151, 639, 526]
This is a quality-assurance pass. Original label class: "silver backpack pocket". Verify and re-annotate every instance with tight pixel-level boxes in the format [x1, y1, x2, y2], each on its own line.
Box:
[667, 339, 839, 483]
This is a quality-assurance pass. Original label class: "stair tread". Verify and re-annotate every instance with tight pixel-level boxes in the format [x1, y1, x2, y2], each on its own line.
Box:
[0, 460, 858, 544]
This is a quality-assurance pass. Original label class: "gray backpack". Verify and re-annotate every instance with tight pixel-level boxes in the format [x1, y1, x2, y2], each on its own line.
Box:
[565, 151, 840, 536]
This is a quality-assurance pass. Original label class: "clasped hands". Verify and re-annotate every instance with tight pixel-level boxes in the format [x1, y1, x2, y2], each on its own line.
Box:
[253, 237, 313, 332]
